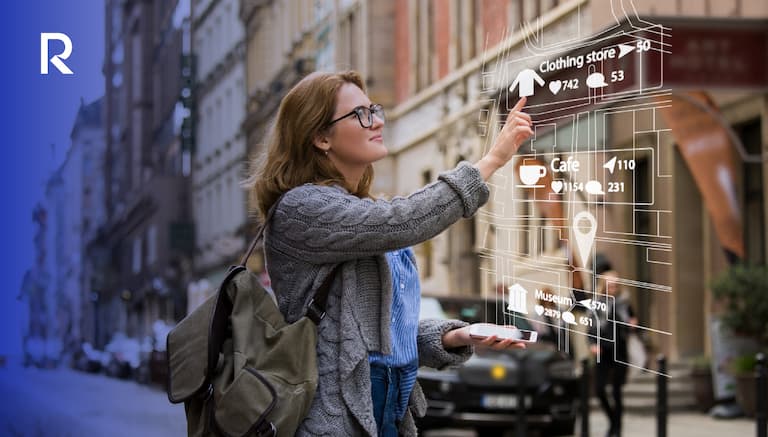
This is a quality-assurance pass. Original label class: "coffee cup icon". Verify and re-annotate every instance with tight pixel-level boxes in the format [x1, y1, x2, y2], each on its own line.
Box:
[519, 165, 547, 186]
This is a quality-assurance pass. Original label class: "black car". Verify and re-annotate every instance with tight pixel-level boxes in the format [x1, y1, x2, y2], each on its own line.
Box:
[417, 296, 579, 436]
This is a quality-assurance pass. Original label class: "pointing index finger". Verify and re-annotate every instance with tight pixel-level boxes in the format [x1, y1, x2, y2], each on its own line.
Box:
[512, 96, 527, 112]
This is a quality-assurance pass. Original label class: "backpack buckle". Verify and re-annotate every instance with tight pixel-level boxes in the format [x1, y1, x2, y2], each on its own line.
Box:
[256, 421, 276, 437]
[198, 383, 214, 401]
[306, 298, 326, 324]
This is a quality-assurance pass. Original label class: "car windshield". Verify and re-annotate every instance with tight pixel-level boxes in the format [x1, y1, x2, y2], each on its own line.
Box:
[419, 297, 447, 319]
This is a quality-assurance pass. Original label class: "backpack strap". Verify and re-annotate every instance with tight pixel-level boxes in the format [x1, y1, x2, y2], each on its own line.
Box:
[237, 197, 280, 268]
[237, 194, 339, 324]
[202, 195, 340, 399]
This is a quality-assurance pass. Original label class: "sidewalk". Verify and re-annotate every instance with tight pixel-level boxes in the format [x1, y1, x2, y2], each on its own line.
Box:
[587, 411, 756, 437]
[423, 411, 758, 437]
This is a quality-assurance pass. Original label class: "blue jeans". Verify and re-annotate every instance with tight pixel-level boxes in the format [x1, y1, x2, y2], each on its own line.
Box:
[370, 363, 401, 437]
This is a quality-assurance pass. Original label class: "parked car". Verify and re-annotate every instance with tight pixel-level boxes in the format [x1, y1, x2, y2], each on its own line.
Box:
[416, 296, 579, 436]
[104, 332, 141, 379]
[23, 336, 62, 368]
[72, 342, 106, 373]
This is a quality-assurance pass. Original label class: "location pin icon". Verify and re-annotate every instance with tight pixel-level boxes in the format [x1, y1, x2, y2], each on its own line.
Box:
[572, 211, 597, 267]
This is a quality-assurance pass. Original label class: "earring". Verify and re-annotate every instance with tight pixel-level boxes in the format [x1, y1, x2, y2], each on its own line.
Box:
[324, 150, 329, 156]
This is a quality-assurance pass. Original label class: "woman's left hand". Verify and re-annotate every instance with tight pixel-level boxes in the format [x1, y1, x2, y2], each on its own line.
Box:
[442, 324, 527, 351]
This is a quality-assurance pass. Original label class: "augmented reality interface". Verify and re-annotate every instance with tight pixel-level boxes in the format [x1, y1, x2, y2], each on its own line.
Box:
[476, 2, 672, 376]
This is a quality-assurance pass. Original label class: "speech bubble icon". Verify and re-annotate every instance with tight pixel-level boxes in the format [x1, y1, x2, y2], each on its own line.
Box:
[585, 180, 605, 195]
[586, 72, 608, 88]
[562, 311, 577, 325]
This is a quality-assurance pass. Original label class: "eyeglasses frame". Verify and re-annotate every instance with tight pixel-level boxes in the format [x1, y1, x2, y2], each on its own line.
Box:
[327, 103, 385, 129]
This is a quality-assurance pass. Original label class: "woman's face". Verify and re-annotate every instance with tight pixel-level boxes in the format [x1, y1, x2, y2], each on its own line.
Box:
[320, 83, 387, 170]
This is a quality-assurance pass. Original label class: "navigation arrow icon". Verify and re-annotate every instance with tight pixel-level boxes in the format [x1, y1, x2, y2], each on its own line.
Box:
[579, 299, 592, 308]
[618, 43, 634, 59]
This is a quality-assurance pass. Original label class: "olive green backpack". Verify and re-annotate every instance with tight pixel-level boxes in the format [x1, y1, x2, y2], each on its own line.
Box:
[166, 203, 338, 437]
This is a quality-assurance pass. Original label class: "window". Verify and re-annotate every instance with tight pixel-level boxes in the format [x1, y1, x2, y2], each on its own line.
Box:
[215, 182, 222, 235]
[316, 25, 334, 72]
[226, 176, 233, 230]
[207, 189, 213, 243]
[111, 3, 122, 39]
[215, 15, 222, 53]
[147, 225, 157, 265]
[413, 0, 434, 92]
[197, 194, 206, 246]
[225, 4, 232, 44]
[112, 42, 124, 64]
[112, 71, 123, 87]
[131, 26, 143, 101]
[183, 150, 191, 177]
[83, 155, 93, 177]
[454, 0, 477, 66]
[339, 9, 359, 69]
[738, 119, 765, 264]
[131, 110, 142, 189]
[509, 1, 523, 32]
[314, 0, 332, 23]
[225, 88, 232, 137]
[132, 237, 142, 273]
[635, 157, 651, 326]
[206, 105, 213, 150]
[215, 98, 222, 145]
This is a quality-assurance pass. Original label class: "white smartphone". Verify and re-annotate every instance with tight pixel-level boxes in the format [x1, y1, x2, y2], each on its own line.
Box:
[469, 323, 538, 343]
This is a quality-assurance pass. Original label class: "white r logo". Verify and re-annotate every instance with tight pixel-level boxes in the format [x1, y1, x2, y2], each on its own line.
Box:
[41, 33, 74, 75]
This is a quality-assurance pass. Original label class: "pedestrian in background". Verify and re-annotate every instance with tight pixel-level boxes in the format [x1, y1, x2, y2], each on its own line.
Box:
[245, 70, 533, 436]
[589, 268, 638, 437]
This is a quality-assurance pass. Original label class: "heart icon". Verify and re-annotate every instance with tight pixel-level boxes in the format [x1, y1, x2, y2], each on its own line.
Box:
[551, 180, 563, 193]
[549, 80, 562, 95]
[534, 305, 545, 316]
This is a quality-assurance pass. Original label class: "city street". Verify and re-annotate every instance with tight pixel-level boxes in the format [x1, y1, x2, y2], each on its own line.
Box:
[0, 359, 758, 437]
[0, 360, 185, 436]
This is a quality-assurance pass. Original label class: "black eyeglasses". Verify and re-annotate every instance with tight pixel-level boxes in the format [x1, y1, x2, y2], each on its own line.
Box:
[327, 104, 385, 128]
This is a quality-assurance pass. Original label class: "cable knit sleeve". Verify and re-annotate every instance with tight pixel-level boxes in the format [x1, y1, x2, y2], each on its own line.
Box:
[416, 319, 473, 369]
[269, 162, 489, 264]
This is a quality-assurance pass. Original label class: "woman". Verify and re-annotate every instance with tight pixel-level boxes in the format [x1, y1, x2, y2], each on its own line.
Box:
[589, 269, 638, 437]
[247, 71, 533, 436]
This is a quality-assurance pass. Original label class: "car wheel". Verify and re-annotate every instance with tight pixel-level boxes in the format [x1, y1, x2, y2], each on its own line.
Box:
[476, 426, 505, 437]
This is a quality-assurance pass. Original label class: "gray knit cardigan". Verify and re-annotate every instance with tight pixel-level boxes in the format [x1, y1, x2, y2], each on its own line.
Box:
[264, 162, 490, 436]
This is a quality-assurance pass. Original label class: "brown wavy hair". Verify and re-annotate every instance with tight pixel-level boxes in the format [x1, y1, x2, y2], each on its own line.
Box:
[245, 71, 375, 219]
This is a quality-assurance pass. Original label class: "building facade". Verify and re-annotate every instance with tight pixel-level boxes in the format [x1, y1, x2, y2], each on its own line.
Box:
[41, 167, 65, 361]
[96, 0, 192, 347]
[69, 98, 106, 350]
[239, 0, 396, 275]
[19, 205, 52, 365]
[387, 0, 768, 363]
[240, 0, 317, 260]
[187, 0, 249, 311]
